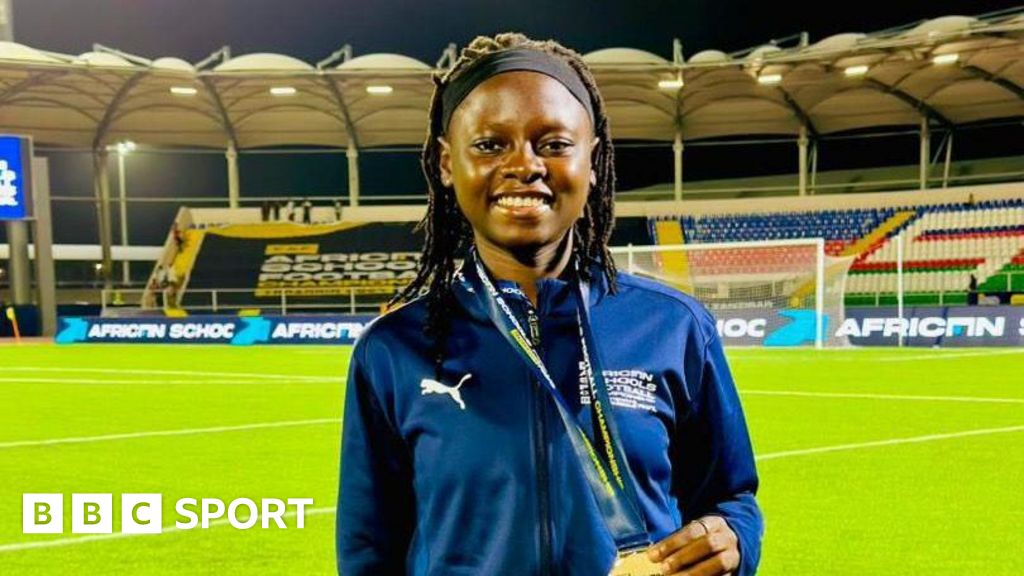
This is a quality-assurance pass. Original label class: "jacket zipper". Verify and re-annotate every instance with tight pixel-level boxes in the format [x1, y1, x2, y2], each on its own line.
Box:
[526, 305, 553, 576]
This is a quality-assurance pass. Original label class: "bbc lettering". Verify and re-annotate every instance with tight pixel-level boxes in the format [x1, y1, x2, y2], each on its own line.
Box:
[23, 494, 313, 534]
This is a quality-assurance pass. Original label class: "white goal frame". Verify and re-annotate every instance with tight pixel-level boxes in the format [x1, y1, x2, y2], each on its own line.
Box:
[610, 238, 828, 349]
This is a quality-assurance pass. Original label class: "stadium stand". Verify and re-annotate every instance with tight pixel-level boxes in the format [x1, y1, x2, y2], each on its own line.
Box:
[143, 194, 1023, 315]
[854, 199, 1024, 303]
[648, 197, 1024, 307]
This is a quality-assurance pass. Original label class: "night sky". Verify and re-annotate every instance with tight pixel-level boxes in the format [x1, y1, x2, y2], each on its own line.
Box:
[13, 0, 1019, 66]
[3, 0, 1022, 254]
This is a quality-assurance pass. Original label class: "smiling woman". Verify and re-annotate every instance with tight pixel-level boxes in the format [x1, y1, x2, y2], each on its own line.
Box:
[337, 33, 763, 576]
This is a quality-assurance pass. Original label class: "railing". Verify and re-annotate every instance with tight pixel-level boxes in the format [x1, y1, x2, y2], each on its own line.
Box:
[846, 290, 969, 307]
[101, 287, 391, 316]
[980, 271, 1022, 293]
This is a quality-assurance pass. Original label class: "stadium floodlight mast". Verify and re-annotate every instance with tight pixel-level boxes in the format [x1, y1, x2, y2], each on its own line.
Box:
[109, 140, 136, 285]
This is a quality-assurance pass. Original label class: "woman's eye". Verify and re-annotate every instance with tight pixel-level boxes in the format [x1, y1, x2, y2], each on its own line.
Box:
[542, 140, 574, 154]
[472, 140, 502, 153]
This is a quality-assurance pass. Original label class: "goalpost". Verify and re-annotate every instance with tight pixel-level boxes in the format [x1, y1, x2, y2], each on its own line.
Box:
[609, 239, 854, 348]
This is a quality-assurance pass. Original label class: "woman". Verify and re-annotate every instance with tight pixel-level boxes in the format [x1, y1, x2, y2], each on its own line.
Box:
[338, 33, 762, 576]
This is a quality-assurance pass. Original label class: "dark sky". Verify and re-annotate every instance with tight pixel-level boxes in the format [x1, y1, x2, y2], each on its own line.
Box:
[12, 0, 1019, 65]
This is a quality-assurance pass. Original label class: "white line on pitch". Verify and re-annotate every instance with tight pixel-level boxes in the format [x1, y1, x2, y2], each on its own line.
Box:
[2, 366, 341, 382]
[0, 506, 336, 553]
[757, 424, 1024, 461]
[741, 389, 1024, 404]
[877, 349, 1024, 362]
[0, 418, 341, 450]
[0, 375, 344, 383]
[4, 426, 1024, 552]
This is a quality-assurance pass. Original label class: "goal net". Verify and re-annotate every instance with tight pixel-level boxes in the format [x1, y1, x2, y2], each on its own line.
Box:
[609, 239, 854, 348]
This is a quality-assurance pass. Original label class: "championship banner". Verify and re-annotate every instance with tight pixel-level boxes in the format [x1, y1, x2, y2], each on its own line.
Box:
[710, 306, 1024, 348]
[183, 222, 425, 308]
[0, 135, 33, 221]
[840, 306, 1024, 347]
[55, 315, 376, 345]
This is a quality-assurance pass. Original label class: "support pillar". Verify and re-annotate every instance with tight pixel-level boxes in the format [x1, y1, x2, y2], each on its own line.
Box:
[809, 140, 818, 195]
[226, 143, 240, 208]
[93, 149, 113, 289]
[942, 131, 954, 189]
[919, 117, 930, 190]
[347, 146, 360, 207]
[798, 125, 809, 196]
[117, 150, 130, 284]
[672, 131, 683, 202]
[6, 221, 30, 304]
[32, 156, 56, 336]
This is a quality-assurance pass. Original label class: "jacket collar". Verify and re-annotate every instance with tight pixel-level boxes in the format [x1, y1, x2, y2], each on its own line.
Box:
[452, 246, 610, 322]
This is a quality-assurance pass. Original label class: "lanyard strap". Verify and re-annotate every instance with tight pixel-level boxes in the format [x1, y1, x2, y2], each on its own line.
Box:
[464, 251, 649, 550]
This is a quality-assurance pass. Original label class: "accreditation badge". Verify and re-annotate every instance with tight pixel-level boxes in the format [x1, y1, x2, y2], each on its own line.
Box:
[609, 546, 663, 576]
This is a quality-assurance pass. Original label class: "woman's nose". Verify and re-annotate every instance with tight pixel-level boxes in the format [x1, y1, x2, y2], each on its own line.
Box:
[501, 143, 546, 182]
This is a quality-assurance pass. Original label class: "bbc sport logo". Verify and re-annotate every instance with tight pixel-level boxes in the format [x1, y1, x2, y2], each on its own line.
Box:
[23, 493, 314, 534]
[0, 159, 18, 208]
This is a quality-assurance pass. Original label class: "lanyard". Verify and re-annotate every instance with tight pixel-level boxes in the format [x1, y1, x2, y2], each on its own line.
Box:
[463, 250, 649, 551]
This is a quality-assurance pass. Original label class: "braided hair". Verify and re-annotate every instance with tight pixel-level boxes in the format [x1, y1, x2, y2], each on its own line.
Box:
[391, 32, 619, 367]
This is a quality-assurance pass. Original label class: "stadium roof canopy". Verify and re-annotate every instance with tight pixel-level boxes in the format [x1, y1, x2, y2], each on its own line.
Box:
[0, 10, 1022, 151]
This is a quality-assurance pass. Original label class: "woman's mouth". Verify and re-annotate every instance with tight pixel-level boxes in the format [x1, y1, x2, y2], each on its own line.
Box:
[492, 194, 553, 217]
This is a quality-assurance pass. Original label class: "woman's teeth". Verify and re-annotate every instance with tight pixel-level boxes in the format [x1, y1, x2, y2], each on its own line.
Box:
[496, 196, 546, 208]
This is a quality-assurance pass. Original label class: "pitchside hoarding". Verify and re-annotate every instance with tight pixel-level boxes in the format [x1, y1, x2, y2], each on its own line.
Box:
[56, 307, 1024, 347]
[838, 306, 1024, 347]
[710, 306, 1024, 347]
[55, 315, 376, 345]
[0, 135, 32, 221]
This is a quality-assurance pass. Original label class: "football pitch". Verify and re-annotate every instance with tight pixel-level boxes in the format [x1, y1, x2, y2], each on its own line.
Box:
[1, 343, 1022, 575]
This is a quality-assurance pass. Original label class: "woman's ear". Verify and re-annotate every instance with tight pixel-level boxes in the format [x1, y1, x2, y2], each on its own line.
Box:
[589, 136, 600, 187]
[438, 136, 453, 187]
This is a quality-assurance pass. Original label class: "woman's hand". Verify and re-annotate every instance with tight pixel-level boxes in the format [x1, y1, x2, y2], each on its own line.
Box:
[646, 515, 739, 576]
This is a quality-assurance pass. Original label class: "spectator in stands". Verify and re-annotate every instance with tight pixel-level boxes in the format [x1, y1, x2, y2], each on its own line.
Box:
[270, 200, 281, 221]
[285, 200, 296, 222]
[144, 276, 159, 308]
[260, 201, 270, 221]
[333, 199, 343, 221]
[171, 223, 185, 252]
[968, 273, 979, 305]
[154, 264, 168, 289]
[164, 265, 179, 307]
[338, 33, 761, 576]
[302, 198, 313, 224]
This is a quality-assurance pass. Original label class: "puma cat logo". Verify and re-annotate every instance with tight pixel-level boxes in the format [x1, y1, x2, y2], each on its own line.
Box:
[420, 374, 472, 410]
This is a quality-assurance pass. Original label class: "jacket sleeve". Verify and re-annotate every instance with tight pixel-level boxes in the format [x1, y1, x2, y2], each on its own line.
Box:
[337, 338, 416, 575]
[674, 315, 764, 575]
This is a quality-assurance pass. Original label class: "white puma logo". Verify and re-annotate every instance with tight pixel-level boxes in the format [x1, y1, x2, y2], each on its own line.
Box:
[420, 374, 472, 410]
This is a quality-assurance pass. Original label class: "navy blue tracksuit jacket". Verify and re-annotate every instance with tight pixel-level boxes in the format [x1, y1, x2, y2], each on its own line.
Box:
[338, 257, 763, 575]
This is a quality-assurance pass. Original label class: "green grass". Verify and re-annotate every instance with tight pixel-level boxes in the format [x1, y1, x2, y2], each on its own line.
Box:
[0, 344, 1022, 574]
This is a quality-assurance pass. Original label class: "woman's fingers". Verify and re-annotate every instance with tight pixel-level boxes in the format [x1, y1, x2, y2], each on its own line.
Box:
[647, 520, 709, 562]
[660, 527, 736, 573]
[650, 516, 739, 576]
[665, 549, 740, 576]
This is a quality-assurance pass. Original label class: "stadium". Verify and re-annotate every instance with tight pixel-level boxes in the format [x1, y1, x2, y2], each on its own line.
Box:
[1, 1, 1023, 574]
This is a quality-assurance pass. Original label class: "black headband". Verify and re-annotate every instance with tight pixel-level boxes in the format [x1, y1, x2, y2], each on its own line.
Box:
[440, 47, 595, 133]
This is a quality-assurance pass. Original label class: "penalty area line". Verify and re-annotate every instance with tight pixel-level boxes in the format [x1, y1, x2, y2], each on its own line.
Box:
[0, 507, 336, 553]
[741, 389, 1024, 404]
[757, 424, 1024, 461]
[2, 366, 341, 383]
[0, 418, 341, 450]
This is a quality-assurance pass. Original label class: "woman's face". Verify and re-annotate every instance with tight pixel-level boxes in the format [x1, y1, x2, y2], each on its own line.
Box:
[439, 71, 597, 254]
